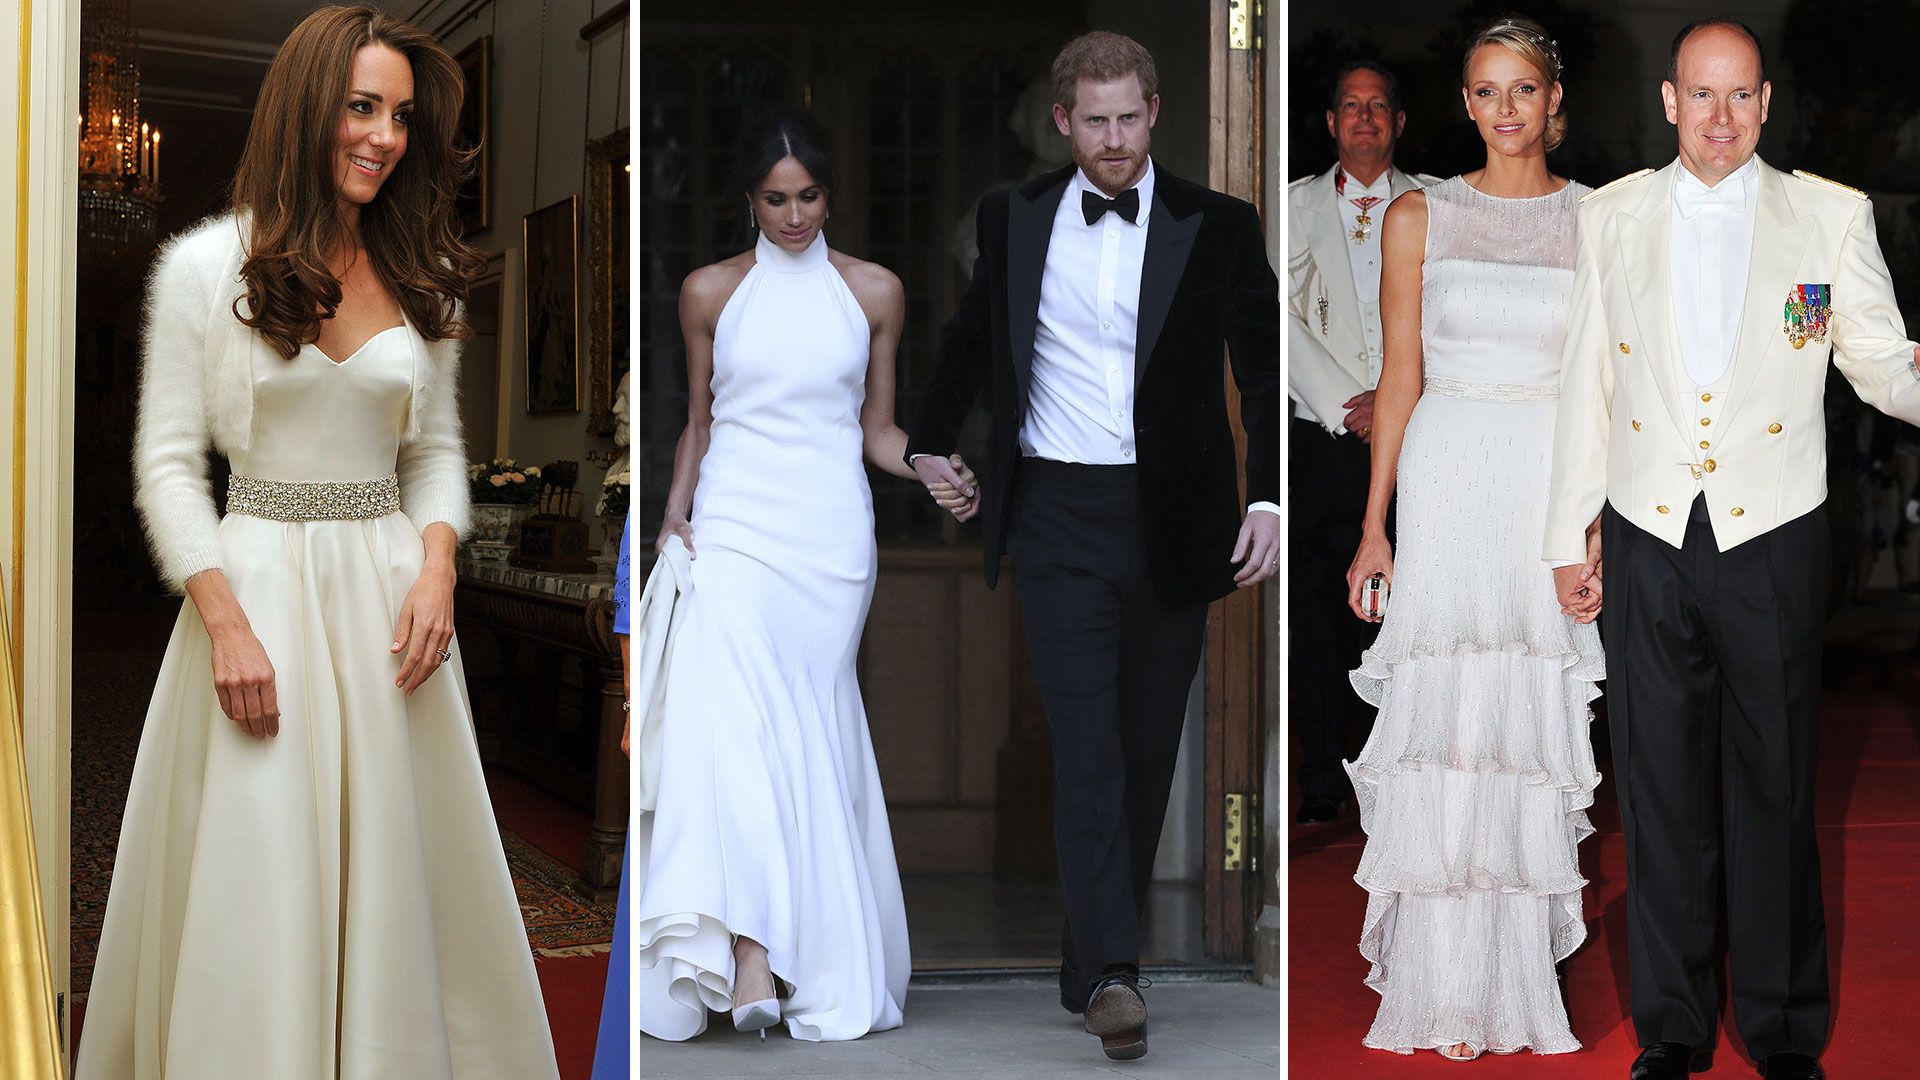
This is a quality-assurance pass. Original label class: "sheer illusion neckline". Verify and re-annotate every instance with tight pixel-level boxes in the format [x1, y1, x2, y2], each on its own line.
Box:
[1457, 175, 1574, 202]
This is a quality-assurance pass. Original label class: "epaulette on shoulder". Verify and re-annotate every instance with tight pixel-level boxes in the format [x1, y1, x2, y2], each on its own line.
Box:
[1580, 168, 1655, 203]
[1792, 170, 1867, 199]
[1289, 174, 1316, 189]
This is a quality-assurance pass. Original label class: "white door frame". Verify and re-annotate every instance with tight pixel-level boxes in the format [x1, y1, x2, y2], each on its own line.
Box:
[4, 0, 82, 1061]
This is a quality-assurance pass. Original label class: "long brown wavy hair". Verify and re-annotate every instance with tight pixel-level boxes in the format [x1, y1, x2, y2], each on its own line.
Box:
[230, 5, 484, 358]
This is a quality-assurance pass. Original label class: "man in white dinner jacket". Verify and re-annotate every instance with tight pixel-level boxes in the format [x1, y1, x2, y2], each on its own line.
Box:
[1286, 59, 1435, 824]
[1544, 19, 1920, 1080]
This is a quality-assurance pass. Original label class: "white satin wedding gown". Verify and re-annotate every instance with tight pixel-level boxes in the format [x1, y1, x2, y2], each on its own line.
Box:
[637, 231, 910, 1041]
[1347, 176, 1604, 1056]
[78, 323, 560, 1079]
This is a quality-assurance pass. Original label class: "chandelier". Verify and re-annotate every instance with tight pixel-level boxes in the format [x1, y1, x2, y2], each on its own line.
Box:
[78, 0, 160, 262]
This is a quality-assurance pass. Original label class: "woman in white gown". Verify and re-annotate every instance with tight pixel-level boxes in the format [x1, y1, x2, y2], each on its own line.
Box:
[1342, 15, 1605, 1061]
[639, 108, 943, 1042]
[77, 8, 558, 1078]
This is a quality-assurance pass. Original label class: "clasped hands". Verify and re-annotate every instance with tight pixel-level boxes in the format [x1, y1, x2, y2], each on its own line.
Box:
[1552, 518, 1605, 625]
[913, 454, 981, 522]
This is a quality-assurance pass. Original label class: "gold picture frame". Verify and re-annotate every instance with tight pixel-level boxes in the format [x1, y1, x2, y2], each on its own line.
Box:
[523, 196, 581, 414]
[455, 36, 492, 235]
[585, 129, 629, 437]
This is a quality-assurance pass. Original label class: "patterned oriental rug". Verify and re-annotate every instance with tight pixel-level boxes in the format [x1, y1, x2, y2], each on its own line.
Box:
[71, 617, 615, 997]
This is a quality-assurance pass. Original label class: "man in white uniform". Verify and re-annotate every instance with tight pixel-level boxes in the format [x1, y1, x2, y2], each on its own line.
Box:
[1544, 20, 1920, 1080]
[1286, 60, 1435, 823]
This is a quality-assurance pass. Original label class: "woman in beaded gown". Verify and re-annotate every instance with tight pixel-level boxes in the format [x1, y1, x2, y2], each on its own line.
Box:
[78, 9, 558, 1078]
[638, 108, 934, 1043]
[1342, 16, 1604, 1060]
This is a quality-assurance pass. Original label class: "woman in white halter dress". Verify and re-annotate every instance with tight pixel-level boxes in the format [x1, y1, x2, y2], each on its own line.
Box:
[1343, 17, 1603, 1060]
[640, 110, 936, 1042]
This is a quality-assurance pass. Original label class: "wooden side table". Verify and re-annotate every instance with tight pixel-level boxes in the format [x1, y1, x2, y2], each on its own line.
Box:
[455, 558, 627, 890]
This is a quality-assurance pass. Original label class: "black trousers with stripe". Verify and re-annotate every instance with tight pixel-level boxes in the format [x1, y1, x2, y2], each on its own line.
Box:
[1602, 494, 1830, 1059]
[1004, 458, 1208, 1001]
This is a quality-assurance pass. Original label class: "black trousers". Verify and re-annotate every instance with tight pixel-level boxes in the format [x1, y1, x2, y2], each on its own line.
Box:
[1288, 418, 1379, 798]
[1005, 459, 1208, 999]
[1603, 495, 1830, 1059]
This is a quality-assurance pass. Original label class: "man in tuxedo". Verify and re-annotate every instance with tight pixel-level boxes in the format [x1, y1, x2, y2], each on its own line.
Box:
[1545, 20, 1920, 1080]
[906, 30, 1278, 1063]
[1286, 60, 1436, 824]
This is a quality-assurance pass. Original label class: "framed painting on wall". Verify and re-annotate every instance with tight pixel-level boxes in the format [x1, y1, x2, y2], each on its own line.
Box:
[585, 129, 629, 437]
[455, 36, 491, 234]
[522, 196, 581, 414]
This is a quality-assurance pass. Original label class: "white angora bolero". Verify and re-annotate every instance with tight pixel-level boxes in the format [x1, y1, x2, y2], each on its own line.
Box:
[134, 213, 472, 591]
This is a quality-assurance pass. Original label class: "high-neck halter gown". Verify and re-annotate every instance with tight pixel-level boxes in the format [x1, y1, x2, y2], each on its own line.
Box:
[637, 231, 911, 1042]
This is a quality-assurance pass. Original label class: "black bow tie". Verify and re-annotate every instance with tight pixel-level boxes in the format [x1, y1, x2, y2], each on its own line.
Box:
[1082, 187, 1141, 226]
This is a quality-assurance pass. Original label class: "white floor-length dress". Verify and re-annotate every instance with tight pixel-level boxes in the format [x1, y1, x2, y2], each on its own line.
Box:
[637, 231, 911, 1042]
[1347, 176, 1604, 1056]
[78, 323, 560, 1080]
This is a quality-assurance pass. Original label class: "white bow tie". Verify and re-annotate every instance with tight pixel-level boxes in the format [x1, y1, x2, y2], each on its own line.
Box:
[1676, 178, 1745, 218]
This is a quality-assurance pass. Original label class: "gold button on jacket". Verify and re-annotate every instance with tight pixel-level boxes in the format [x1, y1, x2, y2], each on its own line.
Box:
[1704, 459, 1717, 472]
[1619, 342, 1631, 354]
[1769, 423, 1783, 434]
[1632, 420, 1642, 431]
[1657, 504, 1670, 514]
[1731, 507, 1745, 517]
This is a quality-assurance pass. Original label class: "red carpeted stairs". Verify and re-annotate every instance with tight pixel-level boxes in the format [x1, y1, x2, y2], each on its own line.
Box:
[1288, 601, 1919, 1077]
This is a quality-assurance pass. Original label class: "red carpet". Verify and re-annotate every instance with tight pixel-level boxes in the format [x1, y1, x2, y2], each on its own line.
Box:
[1288, 600, 1920, 1076]
[70, 766, 617, 1079]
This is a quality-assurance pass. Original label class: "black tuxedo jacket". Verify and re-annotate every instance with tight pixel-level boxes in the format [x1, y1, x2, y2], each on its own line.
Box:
[907, 161, 1280, 605]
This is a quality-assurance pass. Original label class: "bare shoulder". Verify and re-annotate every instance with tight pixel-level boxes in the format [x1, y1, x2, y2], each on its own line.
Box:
[829, 251, 905, 316]
[680, 253, 754, 317]
[1383, 188, 1428, 227]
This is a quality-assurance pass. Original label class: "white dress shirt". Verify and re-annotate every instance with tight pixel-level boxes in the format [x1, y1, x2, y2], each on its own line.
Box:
[1340, 168, 1393, 307]
[1022, 163, 1277, 518]
[1022, 164, 1153, 466]
[1343, 170, 1392, 384]
[1670, 155, 1759, 386]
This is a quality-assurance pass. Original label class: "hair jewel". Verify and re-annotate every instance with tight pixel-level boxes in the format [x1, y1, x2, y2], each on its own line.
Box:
[1487, 21, 1563, 75]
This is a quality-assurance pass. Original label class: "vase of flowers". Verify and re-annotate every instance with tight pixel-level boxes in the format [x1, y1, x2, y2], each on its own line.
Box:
[593, 466, 630, 572]
[468, 459, 541, 560]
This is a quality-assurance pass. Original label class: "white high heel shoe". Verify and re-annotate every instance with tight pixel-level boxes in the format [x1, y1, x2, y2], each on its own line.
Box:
[731, 996, 781, 1040]
[730, 955, 781, 1040]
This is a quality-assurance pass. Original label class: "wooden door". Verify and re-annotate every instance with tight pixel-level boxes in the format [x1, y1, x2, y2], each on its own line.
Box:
[1201, 0, 1270, 963]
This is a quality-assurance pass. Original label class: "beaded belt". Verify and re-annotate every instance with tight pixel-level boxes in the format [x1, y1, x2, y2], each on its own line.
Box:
[226, 474, 401, 522]
[1422, 375, 1559, 403]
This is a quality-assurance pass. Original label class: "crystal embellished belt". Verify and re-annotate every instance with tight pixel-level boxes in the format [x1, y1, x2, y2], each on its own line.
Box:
[1422, 376, 1559, 403]
[226, 474, 401, 522]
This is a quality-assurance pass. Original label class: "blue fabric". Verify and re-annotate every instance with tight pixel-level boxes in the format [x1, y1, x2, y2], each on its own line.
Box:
[612, 513, 632, 635]
[591, 511, 633, 1078]
[589, 841, 631, 1079]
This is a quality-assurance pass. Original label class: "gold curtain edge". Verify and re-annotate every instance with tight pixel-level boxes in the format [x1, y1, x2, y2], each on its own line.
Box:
[0, 589, 64, 1076]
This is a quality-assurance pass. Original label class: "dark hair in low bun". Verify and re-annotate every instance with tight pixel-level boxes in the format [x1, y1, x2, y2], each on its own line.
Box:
[732, 106, 837, 209]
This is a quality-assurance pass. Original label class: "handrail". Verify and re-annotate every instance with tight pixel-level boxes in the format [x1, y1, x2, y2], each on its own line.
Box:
[0, 588, 63, 1080]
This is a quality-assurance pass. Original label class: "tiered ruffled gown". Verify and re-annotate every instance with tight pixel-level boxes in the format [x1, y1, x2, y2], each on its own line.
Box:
[1347, 176, 1603, 1056]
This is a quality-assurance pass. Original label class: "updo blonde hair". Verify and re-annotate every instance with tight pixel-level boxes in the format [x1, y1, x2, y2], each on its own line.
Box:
[1462, 13, 1567, 152]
